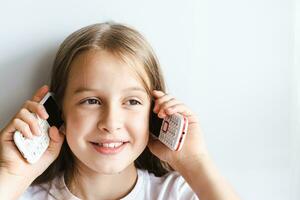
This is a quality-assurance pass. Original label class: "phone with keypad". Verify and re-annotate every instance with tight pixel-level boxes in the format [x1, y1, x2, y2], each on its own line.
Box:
[149, 101, 188, 151]
[13, 92, 64, 164]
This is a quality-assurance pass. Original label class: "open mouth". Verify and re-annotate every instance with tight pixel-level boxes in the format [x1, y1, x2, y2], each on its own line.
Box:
[91, 142, 124, 148]
[90, 141, 129, 154]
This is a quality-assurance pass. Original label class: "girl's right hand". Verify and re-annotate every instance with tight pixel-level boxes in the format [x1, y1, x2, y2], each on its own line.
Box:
[0, 85, 65, 183]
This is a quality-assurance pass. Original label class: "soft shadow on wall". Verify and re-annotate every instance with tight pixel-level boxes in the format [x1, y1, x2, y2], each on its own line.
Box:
[0, 44, 58, 128]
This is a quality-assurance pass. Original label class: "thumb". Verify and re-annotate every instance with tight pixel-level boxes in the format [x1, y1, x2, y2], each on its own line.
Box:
[147, 135, 167, 159]
[47, 126, 65, 159]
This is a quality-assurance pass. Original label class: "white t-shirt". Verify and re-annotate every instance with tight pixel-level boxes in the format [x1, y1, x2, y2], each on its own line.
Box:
[19, 169, 199, 200]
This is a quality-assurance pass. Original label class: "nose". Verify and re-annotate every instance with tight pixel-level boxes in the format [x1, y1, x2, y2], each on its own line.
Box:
[97, 104, 122, 134]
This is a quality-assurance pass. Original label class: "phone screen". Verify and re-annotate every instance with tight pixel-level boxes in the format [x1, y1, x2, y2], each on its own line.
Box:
[43, 96, 64, 128]
[149, 101, 163, 137]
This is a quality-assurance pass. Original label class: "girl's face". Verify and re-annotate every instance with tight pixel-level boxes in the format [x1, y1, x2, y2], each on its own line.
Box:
[62, 50, 151, 174]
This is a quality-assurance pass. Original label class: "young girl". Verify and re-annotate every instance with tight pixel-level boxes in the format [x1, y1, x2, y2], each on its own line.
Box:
[0, 22, 240, 200]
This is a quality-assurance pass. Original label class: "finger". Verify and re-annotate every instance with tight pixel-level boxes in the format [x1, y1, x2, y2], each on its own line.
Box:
[152, 90, 165, 98]
[164, 104, 199, 123]
[151, 90, 167, 112]
[11, 118, 33, 139]
[158, 99, 182, 116]
[31, 85, 49, 103]
[153, 93, 175, 113]
[154, 96, 175, 112]
[15, 108, 41, 136]
[23, 100, 49, 120]
[166, 104, 193, 116]
[47, 126, 65, 158]
[158, 103, 185, 118]
[0, 85, 49, 140]
[147, 134, 169, 159]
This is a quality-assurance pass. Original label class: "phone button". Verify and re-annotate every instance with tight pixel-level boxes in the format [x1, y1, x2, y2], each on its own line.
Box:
[162, 121, 169, 132]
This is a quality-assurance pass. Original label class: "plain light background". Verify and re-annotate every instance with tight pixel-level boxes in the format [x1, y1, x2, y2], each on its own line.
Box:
[0, 0, 298, 199]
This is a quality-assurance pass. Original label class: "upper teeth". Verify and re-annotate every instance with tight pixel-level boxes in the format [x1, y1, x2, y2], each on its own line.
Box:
[99, 142, 123, 148]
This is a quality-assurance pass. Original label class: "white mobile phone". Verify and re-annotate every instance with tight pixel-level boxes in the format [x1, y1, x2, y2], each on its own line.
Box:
[13, 92, 64, 164]
[149, 102, 188, 151]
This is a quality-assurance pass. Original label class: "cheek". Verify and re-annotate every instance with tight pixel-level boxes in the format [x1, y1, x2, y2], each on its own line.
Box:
[127, 112, 150, 144]
[65, 112, 98, 157]
[64, 110, 98, 140]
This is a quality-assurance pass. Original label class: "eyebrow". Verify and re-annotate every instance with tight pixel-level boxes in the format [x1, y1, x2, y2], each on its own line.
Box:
[73, 86, 147, 95]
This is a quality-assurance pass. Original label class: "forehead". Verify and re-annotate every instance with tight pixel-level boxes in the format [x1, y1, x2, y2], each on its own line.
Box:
[67, 50, 148, 94]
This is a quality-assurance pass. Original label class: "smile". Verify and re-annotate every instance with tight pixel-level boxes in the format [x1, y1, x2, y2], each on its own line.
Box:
[93, 142, 123, 148]
[90, 141, 128, 155]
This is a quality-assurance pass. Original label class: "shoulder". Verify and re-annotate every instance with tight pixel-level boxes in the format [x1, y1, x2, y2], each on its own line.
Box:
[18, 174, 76, 200]
[18, 181, 54, 200]
[133, 169, 199, 200]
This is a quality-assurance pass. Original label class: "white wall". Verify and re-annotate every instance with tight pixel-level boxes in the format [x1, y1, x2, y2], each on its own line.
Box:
[0, 0, 296, 199]
[291, 0, 300, 199]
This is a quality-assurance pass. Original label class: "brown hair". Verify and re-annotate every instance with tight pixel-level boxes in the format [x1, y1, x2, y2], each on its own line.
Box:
[33, 22, 172, 185]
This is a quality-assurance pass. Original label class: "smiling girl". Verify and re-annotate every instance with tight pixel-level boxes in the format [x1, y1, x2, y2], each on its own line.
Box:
[0, 22, 240, 200]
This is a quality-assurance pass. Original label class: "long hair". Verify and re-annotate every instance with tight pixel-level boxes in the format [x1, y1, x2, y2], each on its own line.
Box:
[33, 22, 172, 185]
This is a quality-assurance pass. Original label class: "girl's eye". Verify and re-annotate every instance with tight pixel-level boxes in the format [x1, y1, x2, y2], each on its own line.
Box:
[127, 99, 141, 105]
[81, 98, 101, 105]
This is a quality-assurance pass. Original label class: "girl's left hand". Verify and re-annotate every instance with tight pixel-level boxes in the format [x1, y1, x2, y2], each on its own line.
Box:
[147, 90, 209, 168]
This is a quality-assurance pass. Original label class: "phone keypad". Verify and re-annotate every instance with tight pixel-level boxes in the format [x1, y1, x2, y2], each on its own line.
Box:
[159, 115, 182, 150]
[14, 113, 50, 163]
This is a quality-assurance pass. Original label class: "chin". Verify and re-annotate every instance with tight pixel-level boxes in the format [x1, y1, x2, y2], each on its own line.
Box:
[93, 162, 132, 175]
[99, 162, 126, 174]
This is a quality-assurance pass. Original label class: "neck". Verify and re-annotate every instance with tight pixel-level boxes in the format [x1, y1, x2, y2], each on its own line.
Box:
[65, 162, 138, 200]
